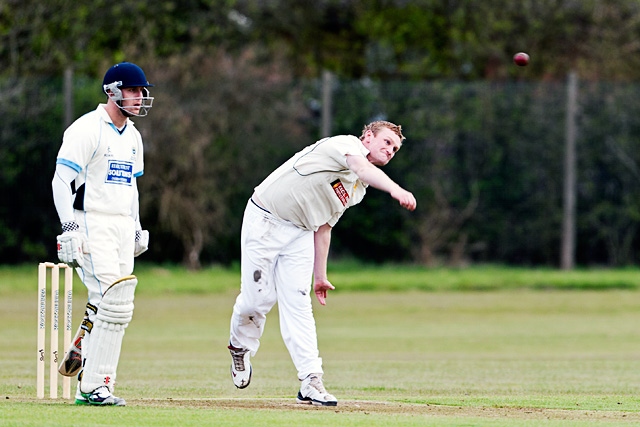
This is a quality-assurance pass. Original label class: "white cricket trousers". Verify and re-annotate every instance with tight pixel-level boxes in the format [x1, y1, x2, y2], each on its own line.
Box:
[230, 199, 323, 380]
[75, 210, 136, 306]
[74, 210, 135, 394]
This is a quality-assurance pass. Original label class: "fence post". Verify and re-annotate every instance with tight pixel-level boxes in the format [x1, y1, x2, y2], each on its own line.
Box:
[64, 66, 74, 128]
[321, 69, 333, 138]
[561, 71, 578, 270]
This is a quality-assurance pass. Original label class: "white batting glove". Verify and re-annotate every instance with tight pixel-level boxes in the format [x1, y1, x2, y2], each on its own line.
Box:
[57, 228, 86, 269]
[134, 230, 149, 257]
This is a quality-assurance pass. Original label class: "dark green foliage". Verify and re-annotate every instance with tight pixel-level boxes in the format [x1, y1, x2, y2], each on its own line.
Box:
[0, 78, 64, 262]
[4, 1, 640, 267]
[5, 75, 640, 267]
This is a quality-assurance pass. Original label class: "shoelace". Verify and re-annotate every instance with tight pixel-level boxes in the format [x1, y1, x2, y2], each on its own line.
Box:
[309, 375, 328, 394]
[230, 349, 248, 371]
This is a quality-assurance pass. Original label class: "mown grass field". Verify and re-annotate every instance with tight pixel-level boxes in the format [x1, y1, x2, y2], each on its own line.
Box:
[2, 263, 640, 426]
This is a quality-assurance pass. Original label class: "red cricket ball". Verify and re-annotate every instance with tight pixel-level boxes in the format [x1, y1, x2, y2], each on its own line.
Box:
[513, 52, 530, 66]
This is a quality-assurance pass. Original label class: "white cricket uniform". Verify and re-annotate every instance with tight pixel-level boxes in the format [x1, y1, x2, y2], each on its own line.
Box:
[56, 104, 143, 308]
[230, 135, 369, 380]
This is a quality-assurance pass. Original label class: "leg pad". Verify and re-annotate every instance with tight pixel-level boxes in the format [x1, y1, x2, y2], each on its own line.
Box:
[80, 276, 137, 393]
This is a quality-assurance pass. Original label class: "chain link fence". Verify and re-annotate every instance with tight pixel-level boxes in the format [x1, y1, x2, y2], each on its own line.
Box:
[3, 75, 640, 266]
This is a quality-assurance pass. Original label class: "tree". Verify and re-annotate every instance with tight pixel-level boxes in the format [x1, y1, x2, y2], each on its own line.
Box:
[0, 0, 244, 76]
[137, 46, 310, 268]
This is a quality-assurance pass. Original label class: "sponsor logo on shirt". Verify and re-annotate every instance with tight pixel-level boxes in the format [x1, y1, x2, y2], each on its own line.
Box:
[331, 179, 349, 206]
[105, 161, 133, 185]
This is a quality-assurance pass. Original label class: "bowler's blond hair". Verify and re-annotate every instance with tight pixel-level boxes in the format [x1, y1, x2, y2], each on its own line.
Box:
[360, 121, 405, 142]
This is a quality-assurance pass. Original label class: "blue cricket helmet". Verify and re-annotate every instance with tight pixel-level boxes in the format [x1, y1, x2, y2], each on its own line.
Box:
[102, 62, 154, 89]
[102, 62, 154, 117]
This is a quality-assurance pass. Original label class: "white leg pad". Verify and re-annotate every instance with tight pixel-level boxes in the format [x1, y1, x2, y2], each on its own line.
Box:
[80, 276, 137, 394]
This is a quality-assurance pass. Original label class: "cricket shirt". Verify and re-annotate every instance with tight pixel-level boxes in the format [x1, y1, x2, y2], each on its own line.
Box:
[56, 104, 144, 216]
[254, 135, 369, 231]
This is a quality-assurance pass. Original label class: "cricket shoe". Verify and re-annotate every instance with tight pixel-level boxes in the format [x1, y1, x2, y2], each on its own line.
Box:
[296, 373, 338, 407]
[78, 386, 126, 406]
[74, 384, 88, 405]
[228, 344, 252, 389]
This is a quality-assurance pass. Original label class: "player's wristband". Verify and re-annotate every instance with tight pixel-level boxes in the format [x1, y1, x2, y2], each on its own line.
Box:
[61, 221, 80, 233]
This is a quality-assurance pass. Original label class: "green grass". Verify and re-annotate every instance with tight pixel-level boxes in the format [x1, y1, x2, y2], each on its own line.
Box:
[2, 264, 640, 425]
[3, 262, 640, 295]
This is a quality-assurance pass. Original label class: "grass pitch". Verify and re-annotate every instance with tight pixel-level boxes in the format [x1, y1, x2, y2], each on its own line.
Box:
[2, 265, 640, 426]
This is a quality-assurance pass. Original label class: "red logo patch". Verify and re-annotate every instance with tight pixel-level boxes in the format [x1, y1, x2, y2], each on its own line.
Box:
[104, 376, 111, 385]
[331, 179, 349, 206]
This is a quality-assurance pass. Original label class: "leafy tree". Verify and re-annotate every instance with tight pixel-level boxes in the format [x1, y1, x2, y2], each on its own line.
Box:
[0, 77, 65, 262]
[5, 0, 640, 268]
[577, 81, 640, 265]
[137, 47, 310, 268]
[0, 0, 244, 76]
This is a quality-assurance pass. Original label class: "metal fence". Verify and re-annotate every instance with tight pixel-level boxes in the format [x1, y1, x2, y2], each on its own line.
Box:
[3, 75, 640, 266]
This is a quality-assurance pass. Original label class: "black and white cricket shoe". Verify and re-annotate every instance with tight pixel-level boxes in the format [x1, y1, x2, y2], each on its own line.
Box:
[296, 373, 338, 406]
[228, 344, 252, 389]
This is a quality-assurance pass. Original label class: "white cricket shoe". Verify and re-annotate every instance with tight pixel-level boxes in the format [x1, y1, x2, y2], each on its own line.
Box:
[228, 344, 252, 389]
[296, 373, 338, 406]
[79, 386, 126, 406]
[74, 383, 88, 405]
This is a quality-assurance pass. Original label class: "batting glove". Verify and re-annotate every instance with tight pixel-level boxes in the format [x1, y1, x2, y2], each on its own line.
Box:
[134, 229, 149, 257]
[57, 223, 86, 268]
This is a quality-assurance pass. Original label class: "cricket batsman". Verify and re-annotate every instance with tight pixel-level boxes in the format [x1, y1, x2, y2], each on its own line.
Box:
[51, 62, 153, 406]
